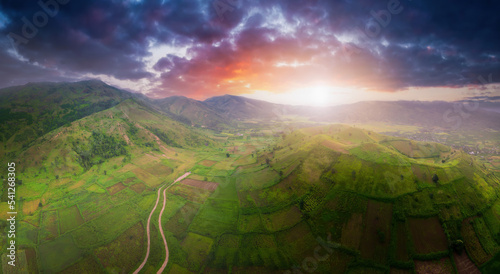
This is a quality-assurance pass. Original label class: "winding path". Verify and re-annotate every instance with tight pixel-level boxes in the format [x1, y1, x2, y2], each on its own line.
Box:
[134, 172, 191, 274]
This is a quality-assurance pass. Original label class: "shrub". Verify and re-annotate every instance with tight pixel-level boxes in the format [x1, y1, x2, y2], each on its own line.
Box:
[432, 174, 439, 183]
[450, 239, 464, 254]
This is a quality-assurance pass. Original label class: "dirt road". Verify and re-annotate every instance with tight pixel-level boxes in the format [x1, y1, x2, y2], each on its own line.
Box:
[133, 172, 191, 274]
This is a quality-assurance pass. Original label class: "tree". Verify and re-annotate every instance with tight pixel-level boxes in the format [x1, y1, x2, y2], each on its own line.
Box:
[265, 158, 271, 165]
[432, 174, 439, 183]
[279, 170, 284, 177]
[299, 199, 305, 210]
[226, 153, 230, 158]
[450, 239, 464, 254]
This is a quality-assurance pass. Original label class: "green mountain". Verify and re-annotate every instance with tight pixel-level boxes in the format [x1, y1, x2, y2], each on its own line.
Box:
[203, 96, 500, 131]
[153, 96, 230, 129]
[204, 94, 293, 120]
[1, 81, 499, 273]
[0, 80, 134, 157]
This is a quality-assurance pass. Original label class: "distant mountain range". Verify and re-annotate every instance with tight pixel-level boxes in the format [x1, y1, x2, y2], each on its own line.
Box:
[2, 80, 499, 139]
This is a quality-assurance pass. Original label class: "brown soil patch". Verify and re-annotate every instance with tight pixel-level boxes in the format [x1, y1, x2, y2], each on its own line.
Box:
[132, 167, 161, 187]
[390, 269, 412, 274]
[395, 222, 409, 261]
[52, 178, 73, 188]
[168, 184, 211, 204]
[22, 199, 40, 215]
[321, 140, 349, 154]
[414, 258, 454, 274]
[341, 213, 363, 250]
[68, 180, 85, 191]
[123, 177, 135, 185]
[130, 183, 146, 194]
[227, 146, 238, 154]
[360, 201, 393, 263]
[408, 217, 448, 254]
[453, 251, 481, 274]
[145, 163, 173, 177]
[180, 178, 218, 191]
[106, 182, 126, 195]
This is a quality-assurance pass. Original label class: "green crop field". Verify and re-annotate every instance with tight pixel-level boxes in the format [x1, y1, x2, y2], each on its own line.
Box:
[58, 205, 85, 234]
[38, 234, 84, 273]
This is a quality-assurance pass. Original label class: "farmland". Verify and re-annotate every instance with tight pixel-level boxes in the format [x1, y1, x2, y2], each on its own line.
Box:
[1, 98, 500, 273]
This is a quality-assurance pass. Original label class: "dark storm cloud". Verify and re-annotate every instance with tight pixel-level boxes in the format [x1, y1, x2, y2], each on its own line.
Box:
[0, 44, 76, 87]
[0, 0, 234, 87]
[0, 0, 499, 94]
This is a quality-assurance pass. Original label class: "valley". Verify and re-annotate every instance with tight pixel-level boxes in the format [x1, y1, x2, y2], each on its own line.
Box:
[0, 81, 500, 273]
[1, 0, 499, 273]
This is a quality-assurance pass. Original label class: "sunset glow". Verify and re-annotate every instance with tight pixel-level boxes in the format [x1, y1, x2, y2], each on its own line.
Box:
[0, 0, 498, 105]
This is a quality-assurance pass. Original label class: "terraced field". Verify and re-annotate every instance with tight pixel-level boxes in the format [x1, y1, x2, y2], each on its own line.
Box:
[2, 111, 500, 273]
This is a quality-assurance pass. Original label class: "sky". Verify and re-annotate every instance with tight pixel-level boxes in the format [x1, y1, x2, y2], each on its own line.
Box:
[0, 0, 499, 106]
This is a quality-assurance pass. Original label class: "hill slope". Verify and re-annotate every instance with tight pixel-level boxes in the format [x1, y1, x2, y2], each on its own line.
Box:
[204, 94, 296, 120]
[0, 80, 134, 157]
[1, 81, 499, 273]
[203, 95, 500, 131]
[153, 96, 229, 128]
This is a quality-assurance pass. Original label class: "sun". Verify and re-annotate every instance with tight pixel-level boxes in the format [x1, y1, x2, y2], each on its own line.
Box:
[286, 85, 334, 106]
[243, 85, 356, 106]
[307, 86, 332, 107]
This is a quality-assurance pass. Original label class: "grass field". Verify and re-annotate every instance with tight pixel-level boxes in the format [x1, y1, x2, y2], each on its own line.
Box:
[165, 202, 200, 239]
[58, 205, 85, 234]
[211, 234, 240, 269]
[60, 256, 105, 273]
[190, 198, 239, 238]
[3, 118, 500, 274]
[94, 222, 144, 273]
[181, 232, 214, 272]
[38, 234, 84, 273]
[39, 210, 59, 242]
[262, 205, 303, 232]
[462, 218, 492, 265]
